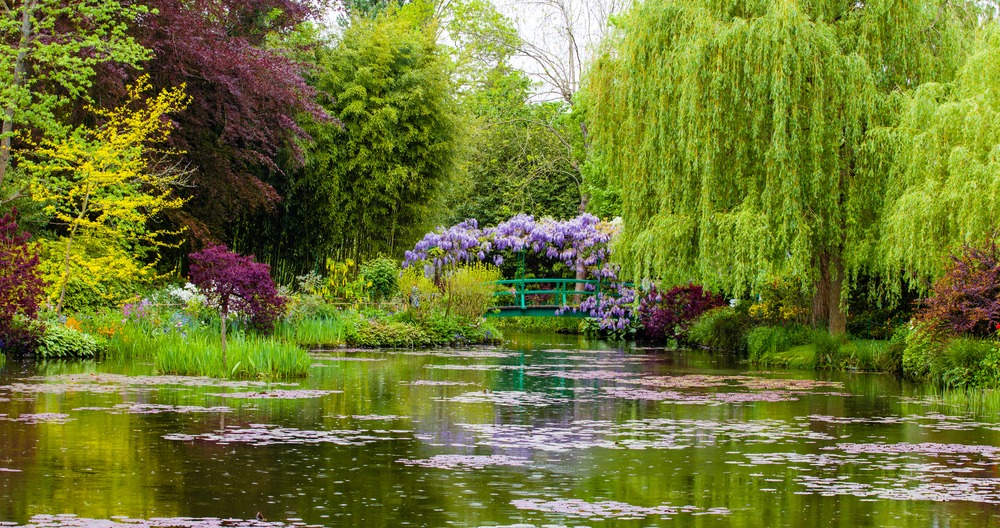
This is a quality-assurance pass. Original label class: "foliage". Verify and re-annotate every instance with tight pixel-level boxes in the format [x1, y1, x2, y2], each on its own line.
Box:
[0, 0, 152, 186]
[344, 308, 501, 348]
[875, 25, 1000, 294]
[275, 317, 348, 348]
[746, 325, 812, 364]
[449, 67, 583, 227]
[443, 263, 501, 319]
[917, 243, 1000, 337]
[347, 319, 431, 348]
[360, 257, 400, 303]
[848, 340, 900, 373]
[101, 0, 327, 244]
[493, 316, 581, 334]
[154, 332, 310, 379]
[284, 273, 339, 322]
[189, 245, 286, 334]
[36, 323, 99, 358]
[747, 276, 811, 326]
[813, 330, 849, 370]
[586, 0, 980, 333]
[688, 307, 752, 354]
[23, 77, 189, 312]
[0, 209, 43, 351]
[324, 259, 369, 307]
[637, 283, 725, 344]
[398, 266, 442, 320]
[846, 277, 918, 340]
[261, 1, 463, 267]
[934, 338, 999, 389]
[902, 323, 943, 380]
[35, 236, 148, 313]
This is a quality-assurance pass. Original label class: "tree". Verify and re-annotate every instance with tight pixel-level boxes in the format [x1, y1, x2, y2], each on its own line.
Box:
[586, 0, 979, 333]
[92, 0, 329, 244]
[246, 1, 462, 267]
[189, 245, 285, 369]
[873, 24, 1000, 295]
[0, 208, 44, 352]
[0, 0, 150, 192]
[448, 65, 582, 227]
[22, 76, 188, 313]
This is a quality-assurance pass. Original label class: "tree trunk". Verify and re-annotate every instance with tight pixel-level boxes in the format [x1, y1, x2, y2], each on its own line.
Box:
[573, 267, 587, 304]
[0, 1, 36, 188]
[55, 234, 74, 315]
[812, 251, 847, 335]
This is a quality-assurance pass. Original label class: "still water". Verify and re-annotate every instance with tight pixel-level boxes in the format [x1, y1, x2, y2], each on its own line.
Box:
[1, 332, 999, 527]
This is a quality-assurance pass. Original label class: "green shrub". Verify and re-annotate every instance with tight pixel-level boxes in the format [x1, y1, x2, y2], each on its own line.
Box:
[494, 317, 582, 334]
[36, 324, 100, 358]
[813, 330, 849, 369]
[848, 340, 898, 372]
[688, 307, 751, 353]
[347, 320, 430, 348]
[935, 338, 996, 388]
[746, 324, 811, 362]
[444, 263, 502, 319]
[882, 326, 909, 374]
[902, 323, 942, 380]
[399, 267, 443, 320]
[360, 257, 400, 302]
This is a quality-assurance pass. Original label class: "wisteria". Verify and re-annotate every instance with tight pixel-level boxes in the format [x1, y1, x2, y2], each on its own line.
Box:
[404, 214, 636, 330]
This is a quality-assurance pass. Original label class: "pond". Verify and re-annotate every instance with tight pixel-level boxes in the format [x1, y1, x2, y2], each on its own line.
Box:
[1, 332, 999, 527]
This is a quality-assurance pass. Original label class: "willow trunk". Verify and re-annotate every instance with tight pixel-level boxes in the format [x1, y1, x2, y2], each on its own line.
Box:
[812, 251, 847, 335]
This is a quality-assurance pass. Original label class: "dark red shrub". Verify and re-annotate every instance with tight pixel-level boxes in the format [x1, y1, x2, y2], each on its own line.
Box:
[189, 245, 286, 333]
[0, 209, 45, 352]
[919, 243, 1000, 337]
[638, 283, 726, 344]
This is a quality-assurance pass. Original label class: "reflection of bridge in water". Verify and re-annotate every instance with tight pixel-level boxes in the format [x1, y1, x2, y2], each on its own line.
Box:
[486, 278, 603, 318]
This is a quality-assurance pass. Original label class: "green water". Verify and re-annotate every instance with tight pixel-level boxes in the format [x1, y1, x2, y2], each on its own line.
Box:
[1, 332, 1000, 527]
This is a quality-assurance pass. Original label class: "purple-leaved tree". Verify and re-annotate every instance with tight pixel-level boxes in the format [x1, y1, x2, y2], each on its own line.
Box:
[637, 284, 725, 345]
[0, 209, 45, 353]
[918, 243, 1000, 337]
[189, 245, 285, 368]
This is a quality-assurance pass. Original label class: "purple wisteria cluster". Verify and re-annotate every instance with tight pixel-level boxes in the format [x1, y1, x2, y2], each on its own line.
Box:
[404, 214, 635, 330]
[404, 214, 619, 276]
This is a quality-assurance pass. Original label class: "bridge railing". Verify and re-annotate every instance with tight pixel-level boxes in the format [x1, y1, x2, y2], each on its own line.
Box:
[492, 278, 601, 310]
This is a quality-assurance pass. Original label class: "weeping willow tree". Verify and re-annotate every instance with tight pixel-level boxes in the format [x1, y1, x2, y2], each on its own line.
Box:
[871, 23, 1000, 296]
[586, 0, 979, 333]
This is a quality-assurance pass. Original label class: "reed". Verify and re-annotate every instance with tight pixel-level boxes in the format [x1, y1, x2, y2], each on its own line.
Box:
[145, 331, 309, 378]
[275, 317, 347, 348]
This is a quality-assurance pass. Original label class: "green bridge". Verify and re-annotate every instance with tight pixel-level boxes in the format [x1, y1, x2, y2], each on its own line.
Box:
[486, 278, 602, 318]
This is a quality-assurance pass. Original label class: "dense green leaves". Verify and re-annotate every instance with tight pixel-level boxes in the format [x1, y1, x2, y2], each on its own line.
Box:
[284, 2, 462, 265]
[586, 0, 980, 331]
[874, 25, 1000, 292]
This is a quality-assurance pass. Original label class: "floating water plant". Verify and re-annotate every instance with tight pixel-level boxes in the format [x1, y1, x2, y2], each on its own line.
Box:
[509, 499, 730, 520]
[397, 454, 530, 470]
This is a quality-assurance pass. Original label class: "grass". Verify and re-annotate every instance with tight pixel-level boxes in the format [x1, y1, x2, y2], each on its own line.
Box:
[154, 331, 310, 379]
[750, 338, 896, 372]
[493, 316, 582, 334]
[275, 317, 348, 348]
[102, 325, 309, 379]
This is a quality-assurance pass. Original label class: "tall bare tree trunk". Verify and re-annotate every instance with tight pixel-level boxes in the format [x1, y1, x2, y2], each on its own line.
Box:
[0, 1, 36, 189]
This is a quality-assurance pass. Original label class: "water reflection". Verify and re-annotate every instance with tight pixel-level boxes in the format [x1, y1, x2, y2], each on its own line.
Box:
[1, 333, 999, 526]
